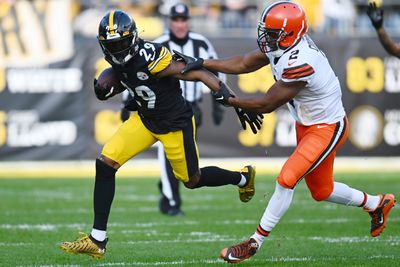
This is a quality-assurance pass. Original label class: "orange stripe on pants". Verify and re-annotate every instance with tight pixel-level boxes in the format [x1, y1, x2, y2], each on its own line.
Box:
[277, 117, 349, 201]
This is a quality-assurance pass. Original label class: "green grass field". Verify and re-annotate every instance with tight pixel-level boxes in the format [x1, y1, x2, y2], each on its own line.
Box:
[1, 173, 399, 267]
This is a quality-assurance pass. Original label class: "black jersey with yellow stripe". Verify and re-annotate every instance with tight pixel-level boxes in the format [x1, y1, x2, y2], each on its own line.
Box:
[112, 39, 192, 134]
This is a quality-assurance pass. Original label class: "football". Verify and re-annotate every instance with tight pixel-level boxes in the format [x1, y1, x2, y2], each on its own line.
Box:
[97, 67, 125, 93]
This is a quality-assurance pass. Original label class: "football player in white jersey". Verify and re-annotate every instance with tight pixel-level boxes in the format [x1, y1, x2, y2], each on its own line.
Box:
[180, 1, 396, 263]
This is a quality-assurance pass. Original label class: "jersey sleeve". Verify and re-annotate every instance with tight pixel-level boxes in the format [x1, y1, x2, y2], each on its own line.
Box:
[281, 63, 315, 82]
[148, 46, 172, 75]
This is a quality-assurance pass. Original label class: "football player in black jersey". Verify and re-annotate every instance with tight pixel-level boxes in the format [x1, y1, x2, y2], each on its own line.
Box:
[60, 10, 263, 258]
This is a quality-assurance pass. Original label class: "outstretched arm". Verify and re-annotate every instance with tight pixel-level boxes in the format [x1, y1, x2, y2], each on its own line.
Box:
[367, 1, 400, 58]
[156, 60, 226, 93]
[203, 49, 270, 74]
[177, 49, 269, 75]
[376, 28, 400, 58]
[156, 59, 264, 134]
[228, 80, 306, 114]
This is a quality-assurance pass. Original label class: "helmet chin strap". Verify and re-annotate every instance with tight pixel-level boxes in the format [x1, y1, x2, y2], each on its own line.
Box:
[124, 54, 133, 63]
[274, 35, 303, 58]
[270, 48, 285, 58]
[111, 53, 133, 65]
[269, 37, 297, 58]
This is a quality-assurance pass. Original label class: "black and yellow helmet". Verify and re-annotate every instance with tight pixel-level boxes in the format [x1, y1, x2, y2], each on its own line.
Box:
[98, 10, 139, 65]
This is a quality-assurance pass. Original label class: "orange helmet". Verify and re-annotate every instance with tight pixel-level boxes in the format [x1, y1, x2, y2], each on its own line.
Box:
[257, 1, 308, 56]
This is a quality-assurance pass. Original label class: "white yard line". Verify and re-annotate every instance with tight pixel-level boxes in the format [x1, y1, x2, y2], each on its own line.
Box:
[0, 223, 88, 231]
[17, 265, 81, 267]
[0, 242, 34, 246]
[265, 256, 314, 262]
[308, 236, 400, 244]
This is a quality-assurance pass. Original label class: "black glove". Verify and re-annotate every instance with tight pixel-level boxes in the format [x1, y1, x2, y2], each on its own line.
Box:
[120, 93, 137, 122]
[94, 78, 116, 101]
[172, 50, 194, 63]
[124, 98, 138, 111]
[367, 2, 383, 29]
[172, 50, 204, 74]
[191, 102, 203, 127]
[235, 107, 264, 134]
[211, 82, 233, 107]
[120, 107, 131, 122]
[211, 95, 224, 126]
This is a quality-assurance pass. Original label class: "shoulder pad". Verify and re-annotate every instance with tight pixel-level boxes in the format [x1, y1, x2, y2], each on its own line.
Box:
[147, 45, 172, 74]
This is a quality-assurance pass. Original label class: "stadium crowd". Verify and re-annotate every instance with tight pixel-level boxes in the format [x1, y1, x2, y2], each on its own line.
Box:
[71, 0, 400, 38]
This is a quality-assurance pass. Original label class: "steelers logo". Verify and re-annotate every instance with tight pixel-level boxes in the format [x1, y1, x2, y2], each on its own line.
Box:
[137, 72, 149, 80]
[348, 105, 384, 150]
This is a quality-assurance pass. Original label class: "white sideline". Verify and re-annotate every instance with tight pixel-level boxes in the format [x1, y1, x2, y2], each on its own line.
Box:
[0, 157, 399, 178]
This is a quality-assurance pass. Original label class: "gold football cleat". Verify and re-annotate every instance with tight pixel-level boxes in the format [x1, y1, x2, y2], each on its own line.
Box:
[239, 165, 256, 202]
[60, 232, 107, 259]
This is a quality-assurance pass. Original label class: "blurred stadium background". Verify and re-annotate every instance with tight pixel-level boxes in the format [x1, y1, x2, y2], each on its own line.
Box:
[1, 1, 400, 266]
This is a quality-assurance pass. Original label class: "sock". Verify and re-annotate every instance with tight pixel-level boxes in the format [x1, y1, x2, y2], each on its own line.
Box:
[93, 158, 117, 231]
[325, 182, 380, 210]
[325, 182, 364, 206]
[364, 194, 381, 211]
[237, 174, 247, 187]
[251, 225, 270, 247]
[194, 166, 241, 188]
[91, 228, 106, 242]
[256, 182, 294, 246]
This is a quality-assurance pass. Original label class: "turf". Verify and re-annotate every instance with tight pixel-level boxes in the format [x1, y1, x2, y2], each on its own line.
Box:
[0, 172, 399, 267]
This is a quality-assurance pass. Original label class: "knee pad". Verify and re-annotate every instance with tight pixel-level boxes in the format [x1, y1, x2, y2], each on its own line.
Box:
[277, 170, 298, 189]
[310, 187, 333, 202]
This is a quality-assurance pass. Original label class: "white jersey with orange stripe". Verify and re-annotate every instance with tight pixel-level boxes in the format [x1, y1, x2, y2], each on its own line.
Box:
[267, 35, 346, 126]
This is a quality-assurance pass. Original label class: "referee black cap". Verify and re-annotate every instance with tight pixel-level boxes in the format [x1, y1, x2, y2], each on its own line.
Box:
[170, 3, 190, 19]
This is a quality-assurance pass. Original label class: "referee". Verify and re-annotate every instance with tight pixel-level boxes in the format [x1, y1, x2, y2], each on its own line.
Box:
[121, 3, 225, 216]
